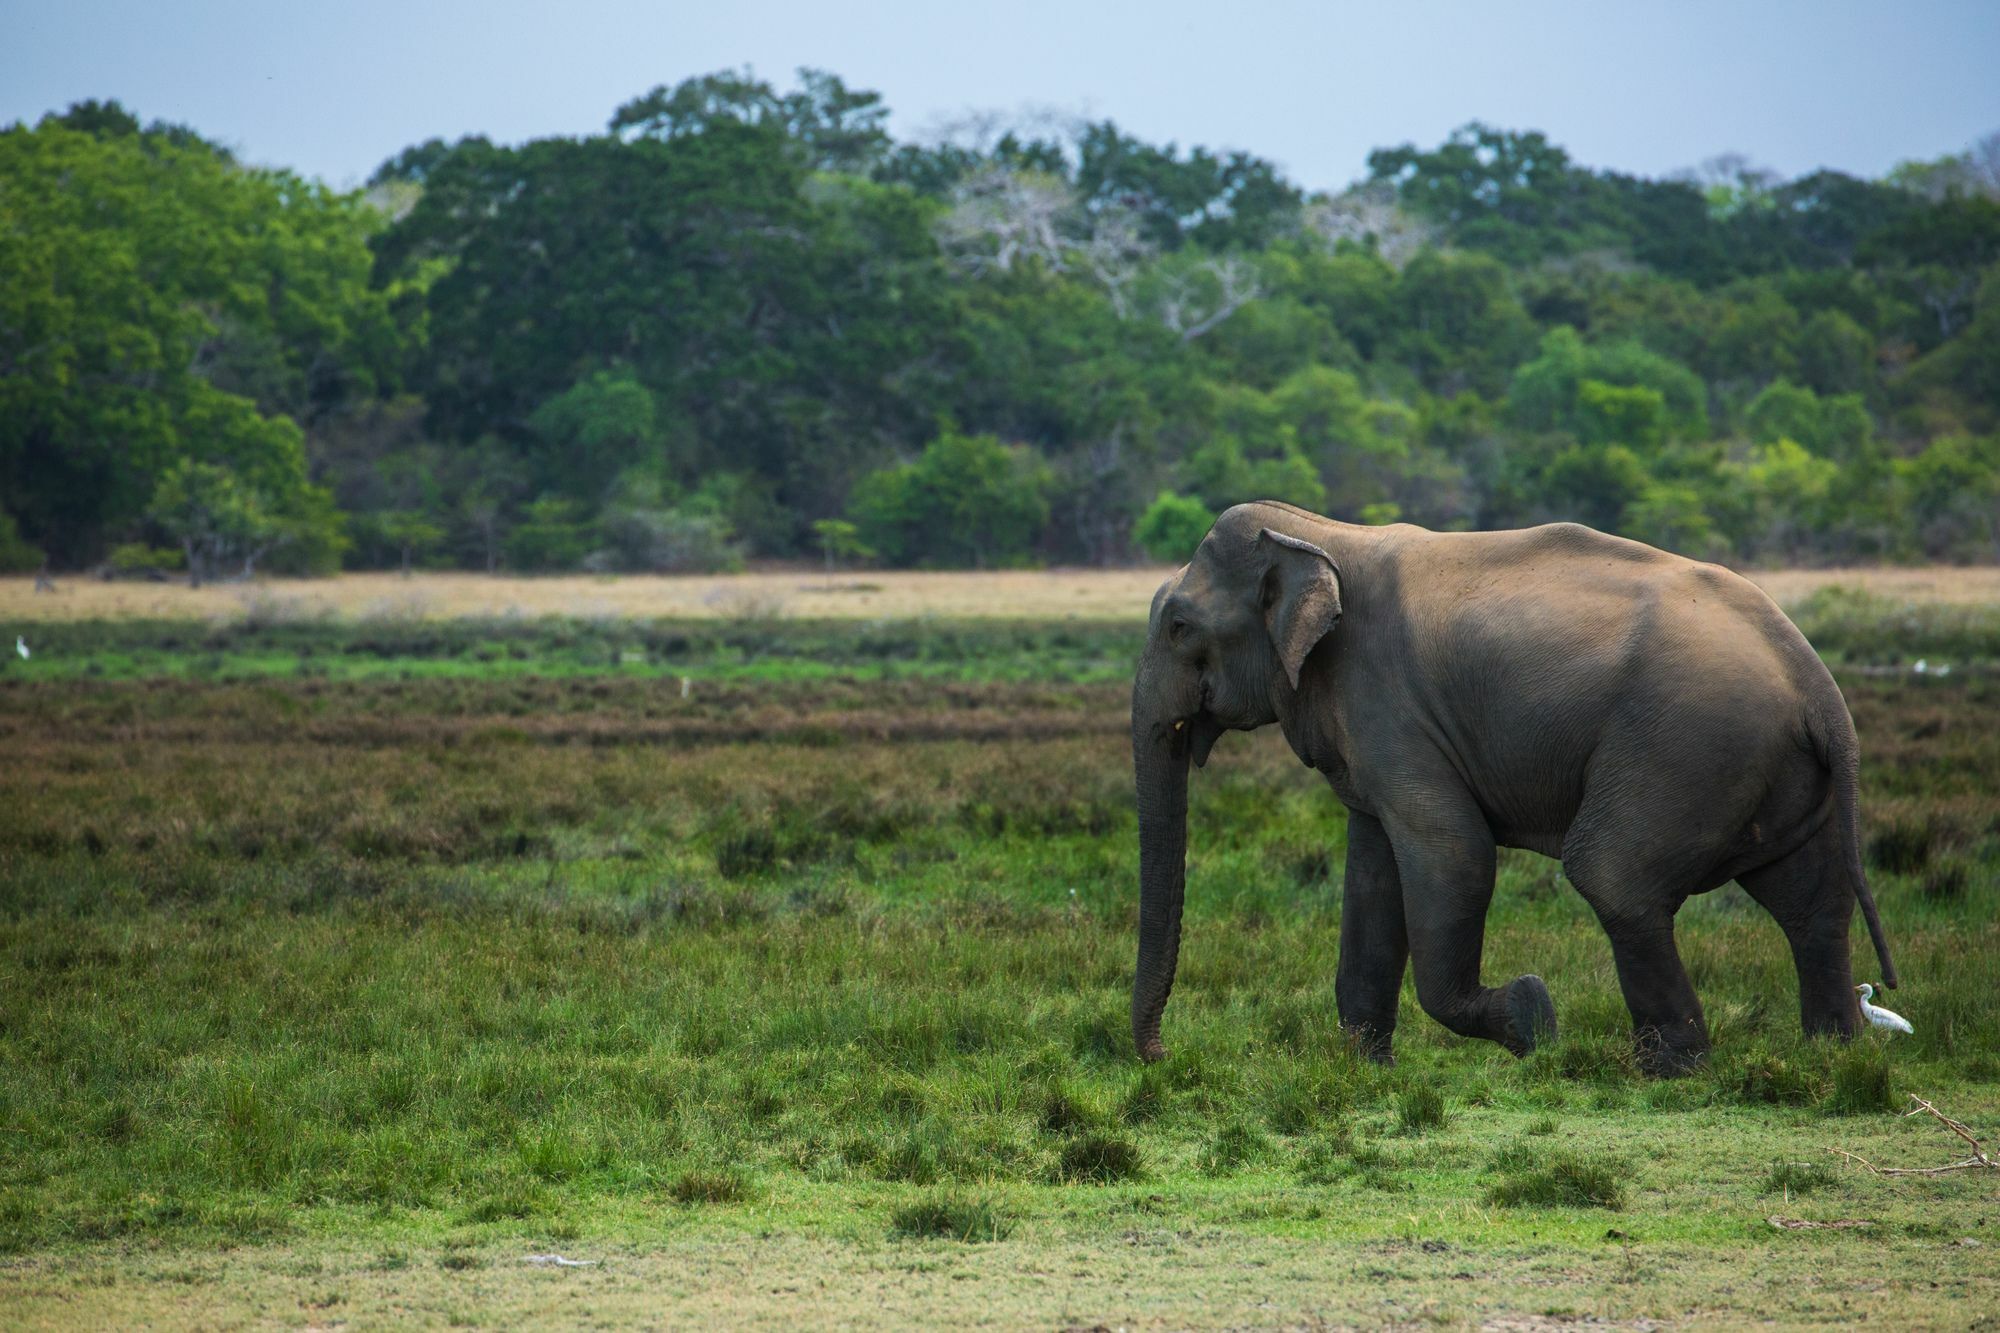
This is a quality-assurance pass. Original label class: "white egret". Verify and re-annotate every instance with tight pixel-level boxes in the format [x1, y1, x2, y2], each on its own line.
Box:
[14, 636, 25, 660]
[1857, 983, 1913, 1035]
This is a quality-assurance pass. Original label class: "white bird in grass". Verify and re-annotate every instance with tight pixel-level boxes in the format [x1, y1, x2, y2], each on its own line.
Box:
[14, 636, 25, 661]
[1857, 983, 1913, 1035]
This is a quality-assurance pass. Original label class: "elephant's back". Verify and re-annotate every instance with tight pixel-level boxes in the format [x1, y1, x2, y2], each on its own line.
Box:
[1394, 522, 1812, 749]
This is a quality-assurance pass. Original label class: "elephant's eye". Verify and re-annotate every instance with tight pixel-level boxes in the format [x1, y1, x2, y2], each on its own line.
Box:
[1169, 617, 1189, 642]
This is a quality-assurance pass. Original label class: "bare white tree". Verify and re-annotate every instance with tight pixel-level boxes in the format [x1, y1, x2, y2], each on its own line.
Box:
[1075, 204, 1152, 316]
[936, 165, 1076, 274]
[1966, 130, 2000, 199]
[1302, 183, 1436, 267]
[1155, 254, 1262, 343]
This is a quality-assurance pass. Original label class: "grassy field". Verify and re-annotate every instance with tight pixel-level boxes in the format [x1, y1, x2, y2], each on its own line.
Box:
[1, 594, 1997, 1328]
[8, 561, 2000, 623]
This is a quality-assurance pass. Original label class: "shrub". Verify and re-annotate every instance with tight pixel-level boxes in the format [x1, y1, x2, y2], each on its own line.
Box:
[587, 506, 743, 574]
[1133, 491, 1216, 563]
[889, 1192, 1015, 1242]
[104, 543, 185, 575]
[850, 430, 1052, 569]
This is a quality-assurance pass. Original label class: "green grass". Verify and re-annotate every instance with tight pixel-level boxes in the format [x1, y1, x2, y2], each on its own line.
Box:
[1483, 1143, 1629, 1209]
[0, 613, 1995, 1324]
[0, 616, 1146, 684]
[1789, 584, 2000, 666]
[889, 1191, 1016, 1242]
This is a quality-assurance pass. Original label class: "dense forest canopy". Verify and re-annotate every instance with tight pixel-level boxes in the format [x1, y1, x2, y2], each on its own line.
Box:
[3, 74, 1998, 576]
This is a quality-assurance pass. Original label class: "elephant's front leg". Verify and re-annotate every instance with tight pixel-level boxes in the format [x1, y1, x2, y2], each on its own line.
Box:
[1336, 810, 1408, 1063]
[1391, 799, 1557, 1057]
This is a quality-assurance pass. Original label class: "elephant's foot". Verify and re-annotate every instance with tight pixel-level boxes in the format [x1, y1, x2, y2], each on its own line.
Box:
[1341, 1021, 1397, 1066]
[1500, 975, 1558, 1057]
[1632, 1022, 1709, 1077]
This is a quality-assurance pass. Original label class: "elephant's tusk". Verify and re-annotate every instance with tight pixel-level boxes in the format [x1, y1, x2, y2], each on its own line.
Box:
[1173, 720, 1185, 732]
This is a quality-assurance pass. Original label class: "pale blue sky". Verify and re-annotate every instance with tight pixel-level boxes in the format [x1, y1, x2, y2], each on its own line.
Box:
[5, 0, 1997, 190]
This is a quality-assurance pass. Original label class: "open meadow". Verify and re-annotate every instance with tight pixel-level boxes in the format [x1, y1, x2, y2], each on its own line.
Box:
[10, 564, 2000, 624]
[1, 575, 1997, 1329]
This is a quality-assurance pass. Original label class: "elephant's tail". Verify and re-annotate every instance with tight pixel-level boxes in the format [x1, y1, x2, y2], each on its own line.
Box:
[1810, 701, 1899, 990]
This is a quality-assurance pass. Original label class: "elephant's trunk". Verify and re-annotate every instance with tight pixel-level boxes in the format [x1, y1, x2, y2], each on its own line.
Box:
[1132, 708, 1190, 1063]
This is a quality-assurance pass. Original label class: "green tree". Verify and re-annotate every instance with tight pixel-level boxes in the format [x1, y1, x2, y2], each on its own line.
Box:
[1180, 382, 1327, 513]
[849, 430, 1052, 567]
[375, 121, 949, 547]
[0, 510, 43, 574]
[1383, 251, 1537, 396]
[610, 67, 891, 174]
[377, 510, 446, 575]
[146, 461, 275, 586]
[1132, 492, 1215, 562]
[1507, 327, 1707, 443]
[1540, 444, 1652, 534]
[1575, 380, 1668, 450]
[1897, 433, 2000, 559]
[1075, 120, 1302, 251]
[0, 111, 398, 565]
[504, 497, 595, 571]
[526, 371, 663, 503]
[810, 518, 871, 579]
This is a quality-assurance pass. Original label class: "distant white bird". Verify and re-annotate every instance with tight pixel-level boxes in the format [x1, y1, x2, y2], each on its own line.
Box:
[1857, 983, 1913, 1035]
[680, 675, 691, 699]
[1914, 658, 1929, 674]
[14, 636, 25, 661]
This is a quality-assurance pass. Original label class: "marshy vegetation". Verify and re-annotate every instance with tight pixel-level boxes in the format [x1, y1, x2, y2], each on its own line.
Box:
[0, 606, 1995, 1323]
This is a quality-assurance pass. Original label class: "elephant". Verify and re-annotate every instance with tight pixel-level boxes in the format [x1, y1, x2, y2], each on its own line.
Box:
[1131, 501, 1898, 1074]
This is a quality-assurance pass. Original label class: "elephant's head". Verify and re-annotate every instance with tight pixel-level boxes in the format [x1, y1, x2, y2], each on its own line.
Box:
[1131, 506, 1345, 1062]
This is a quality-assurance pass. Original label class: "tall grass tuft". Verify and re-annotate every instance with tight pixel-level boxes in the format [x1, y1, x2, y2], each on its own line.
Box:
[1053, 1132, 1143, 1184]
[668, 1168, 752, 1205]
[1396, 1081, 1448, 1134]
[1826, 1041, 1897, 1115]
[1484, 1143, 1627, 1209]
[1760, 1160, 1837, 1196]
[1198, 1120, 1272, 1176]
[889, 1191, 1016, 1242]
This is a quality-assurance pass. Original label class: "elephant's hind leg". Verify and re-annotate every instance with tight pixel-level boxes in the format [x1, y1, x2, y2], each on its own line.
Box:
[1388, 796, 1555, 1058]
[1563, 843, 1711, 1075]
[1336, 811, 1409, 1062]
[1738, 822, 1863, 1039]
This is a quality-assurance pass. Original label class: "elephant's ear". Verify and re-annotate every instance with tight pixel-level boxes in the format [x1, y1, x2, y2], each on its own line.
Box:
[1259, 528, 1342, 689]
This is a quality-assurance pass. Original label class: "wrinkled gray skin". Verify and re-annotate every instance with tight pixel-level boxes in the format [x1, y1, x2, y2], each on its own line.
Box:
[1132, 501, 1898, 1074]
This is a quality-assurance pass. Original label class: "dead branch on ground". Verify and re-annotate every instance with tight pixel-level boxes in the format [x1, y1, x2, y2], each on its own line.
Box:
[1827, 1095, 1997, 1177]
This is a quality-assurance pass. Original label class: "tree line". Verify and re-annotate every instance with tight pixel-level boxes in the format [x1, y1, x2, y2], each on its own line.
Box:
[4, 76, 1998, 578]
